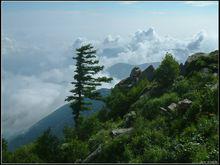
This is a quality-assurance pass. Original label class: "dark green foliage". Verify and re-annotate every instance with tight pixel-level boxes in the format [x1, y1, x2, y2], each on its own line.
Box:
[107, 78, 149, 118]
[10, 144, 43, 163]
[76, 116, 102, 140]
[2, 138, 12, 163]
[155, 53, 180, 87]
[172, 76, 190, 97]
[65, 44, 112, 127]
[33, 128, 61, 162]
[96, 107, 109, 122]
[143, 92, 179, 119]
[60, 138, 89, 162]
[95, 135, 131, 162]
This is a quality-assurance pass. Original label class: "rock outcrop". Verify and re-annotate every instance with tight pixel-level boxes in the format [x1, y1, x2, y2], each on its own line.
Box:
[178, 99, 192, 111]
[110, 128, 133, 137]
[160, 99, 192, 114]
[116, 66, 142, 89]
[140, 65, 155, 81]
[116, 65, 155, 89]
[130, 67, 142, 79]
[167, 103, 177, 111]
[185, 52, 208, 64]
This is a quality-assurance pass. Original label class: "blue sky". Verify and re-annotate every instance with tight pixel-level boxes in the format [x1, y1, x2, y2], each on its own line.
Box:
[2, 1, 218, 40]
[2, 1, 219, 139]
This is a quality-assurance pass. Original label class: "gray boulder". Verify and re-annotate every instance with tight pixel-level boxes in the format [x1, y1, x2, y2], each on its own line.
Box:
[160, 99, 192, 114]
[110, 128, 133, 137]
[140, 65, 155, 81]
[116, 66, 142, 89]
[167, 103, 178, 111]
[130, 67, 142, 79]
[178, 99, 192, 110]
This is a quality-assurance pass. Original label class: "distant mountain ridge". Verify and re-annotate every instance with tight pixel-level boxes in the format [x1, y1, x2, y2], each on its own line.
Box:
[106, 62, 160, 79]
[8, 88, 111, 151]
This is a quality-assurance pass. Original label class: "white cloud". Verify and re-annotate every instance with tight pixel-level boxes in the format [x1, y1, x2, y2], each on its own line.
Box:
[184, 1, 217, 7]
[97, 28, 214, 67]
[119, 1, 138, 5]
[2, 72, 71, 138]
[187, 30, 206, 50]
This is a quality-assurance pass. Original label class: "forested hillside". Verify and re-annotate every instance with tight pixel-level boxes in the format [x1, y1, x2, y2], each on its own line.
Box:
[2, 50, 219, 163]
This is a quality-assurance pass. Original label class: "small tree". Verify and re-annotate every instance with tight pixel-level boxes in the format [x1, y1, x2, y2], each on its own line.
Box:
[33, 128, 60, 162]
[65, 44, 112, 128]
[155, 53, 180, 87]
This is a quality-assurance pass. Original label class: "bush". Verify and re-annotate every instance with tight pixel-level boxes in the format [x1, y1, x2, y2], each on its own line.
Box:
[107, 79, 149, 118]
[172, 78, 190, 97]
[88, 129, 111, 151]
[142, 146, 167, 162]
[60, 138, 89, 162]
[77, 116, 102, 140]
[155, 53, 180, 87]
[33, 128, 61, 162]
[140, 92, 179, 120]
[173, 140, 209, 162]
[95, 135, 131, 162]
[10, 144, 42, 163]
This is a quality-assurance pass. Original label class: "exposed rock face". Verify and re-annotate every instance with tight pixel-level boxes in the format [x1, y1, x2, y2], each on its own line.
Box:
[140, 65, 155, 81]
[130, 67, 142, 79]
[160, 99, 192, 114]
[110, 128, 133, 137]
[178, 99, 192, 110]
[124, 111, 136, 127]
[167, 103, 177, 111]
[116, 65, 156, 89]
[186, 52, 208, 64]
[116, 66, 142, 89]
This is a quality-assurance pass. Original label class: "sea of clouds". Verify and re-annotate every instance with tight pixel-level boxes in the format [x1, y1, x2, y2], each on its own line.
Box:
[2, 27, 217, 139]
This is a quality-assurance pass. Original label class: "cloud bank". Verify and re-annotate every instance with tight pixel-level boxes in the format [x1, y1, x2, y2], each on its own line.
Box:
[184, 1, 218, 7]
[73, 27, 215, 68]
[2, 27, 217, 139]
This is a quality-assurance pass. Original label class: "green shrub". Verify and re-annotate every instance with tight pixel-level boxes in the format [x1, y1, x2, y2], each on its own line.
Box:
[60, 138, 89, 162]
[10, 144, 42, 163]
[77, 116, 102, 140]
[142, 146, 167, 162]
[33, 128, 61, 162]
[155, 53, 180, 87]
[141, 92, 179, 120]
[172, 78, 190, 97]
[88, 129, 111, 151]
[95, 135, 131, 162]
[107, 79, 149, 118]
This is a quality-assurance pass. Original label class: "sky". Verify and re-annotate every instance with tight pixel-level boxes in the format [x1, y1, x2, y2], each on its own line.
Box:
[1, 1, 219, 139]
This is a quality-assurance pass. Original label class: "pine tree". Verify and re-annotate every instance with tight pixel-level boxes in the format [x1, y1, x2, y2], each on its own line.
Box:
[65, 44, 112, 128]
